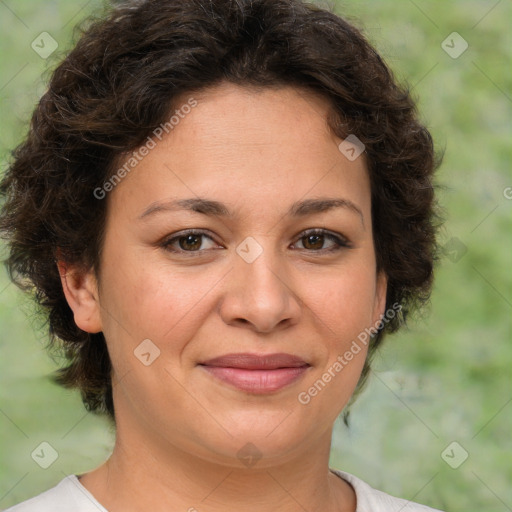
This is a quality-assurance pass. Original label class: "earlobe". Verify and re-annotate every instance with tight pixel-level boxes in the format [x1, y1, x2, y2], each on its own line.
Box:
[57, 260, 103, 334]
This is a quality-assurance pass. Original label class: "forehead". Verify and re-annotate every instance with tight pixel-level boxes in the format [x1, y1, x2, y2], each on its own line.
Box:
[107, 82, 371, 221]
[171, 83, 335, 151]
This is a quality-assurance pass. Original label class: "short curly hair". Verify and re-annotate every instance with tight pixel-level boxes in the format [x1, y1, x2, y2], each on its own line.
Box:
[0, 0, 440, 422]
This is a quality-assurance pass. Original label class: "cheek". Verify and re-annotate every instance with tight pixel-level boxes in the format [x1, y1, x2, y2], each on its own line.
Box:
[305, 262, 378, 340]
[294, 267, 374, 421]
[99, 258, 223, 361]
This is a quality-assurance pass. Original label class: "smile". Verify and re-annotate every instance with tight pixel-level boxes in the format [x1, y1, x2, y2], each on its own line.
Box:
[199, 353, 311, 393]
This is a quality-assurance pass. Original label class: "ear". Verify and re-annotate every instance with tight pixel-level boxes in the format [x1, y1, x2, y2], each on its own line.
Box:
[57, 259, 103, 334]
[372, 271, 388, 326]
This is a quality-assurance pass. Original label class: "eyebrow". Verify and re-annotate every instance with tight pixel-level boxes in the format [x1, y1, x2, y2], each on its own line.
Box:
[138, 197, 364, 225]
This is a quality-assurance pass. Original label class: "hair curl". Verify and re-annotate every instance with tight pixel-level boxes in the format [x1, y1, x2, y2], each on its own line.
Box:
[0, 0, 440, 422]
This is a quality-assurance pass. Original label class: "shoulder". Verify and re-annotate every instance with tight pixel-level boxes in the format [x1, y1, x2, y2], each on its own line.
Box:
[4, 475, 108, 512]
[331, 469, 445, 512]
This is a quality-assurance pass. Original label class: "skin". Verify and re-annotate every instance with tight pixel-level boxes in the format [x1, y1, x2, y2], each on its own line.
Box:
[59, 82, 387, 512]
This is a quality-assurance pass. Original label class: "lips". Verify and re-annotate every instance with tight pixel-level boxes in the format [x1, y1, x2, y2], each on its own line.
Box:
[199, 353, 310, 393]
[200, 352, 309, 370]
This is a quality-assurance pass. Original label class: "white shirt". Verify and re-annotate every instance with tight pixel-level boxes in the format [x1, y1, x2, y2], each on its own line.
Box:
[4, 469, 444, 511]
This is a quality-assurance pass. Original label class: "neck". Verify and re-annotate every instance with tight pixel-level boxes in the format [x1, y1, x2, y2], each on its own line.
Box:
[79, 422, 355, 512]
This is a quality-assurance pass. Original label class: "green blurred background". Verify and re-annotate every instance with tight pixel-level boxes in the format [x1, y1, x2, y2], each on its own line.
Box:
[0, 1, 510, 510]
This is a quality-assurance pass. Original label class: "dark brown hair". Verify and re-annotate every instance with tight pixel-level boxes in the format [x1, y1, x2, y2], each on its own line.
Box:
[0, 0, 440, 422]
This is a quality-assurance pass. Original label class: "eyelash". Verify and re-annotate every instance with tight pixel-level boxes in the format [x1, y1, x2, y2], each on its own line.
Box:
[160, 228, 351, 256]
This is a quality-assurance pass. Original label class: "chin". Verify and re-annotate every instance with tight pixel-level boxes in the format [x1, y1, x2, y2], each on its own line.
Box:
[188, 408, 329, 466]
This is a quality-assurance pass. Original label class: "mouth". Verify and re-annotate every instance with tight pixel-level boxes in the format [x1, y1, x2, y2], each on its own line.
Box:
[198, 353, 311, 393]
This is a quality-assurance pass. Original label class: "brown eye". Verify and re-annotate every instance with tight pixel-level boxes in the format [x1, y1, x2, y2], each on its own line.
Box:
[178, 234, 203, 251]
[293, 229, 350, 252]
[161, 230, 217, 254]
[302, 233, 325, 250]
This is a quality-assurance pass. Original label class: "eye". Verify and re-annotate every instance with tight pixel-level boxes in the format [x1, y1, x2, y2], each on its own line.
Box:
[160, 228, 350, 256]
[161, 230, 219, 254]
[292, 229, 350, 253]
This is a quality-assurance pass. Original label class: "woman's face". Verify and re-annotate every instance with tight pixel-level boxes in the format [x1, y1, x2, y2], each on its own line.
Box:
[71, 83, 386, 466]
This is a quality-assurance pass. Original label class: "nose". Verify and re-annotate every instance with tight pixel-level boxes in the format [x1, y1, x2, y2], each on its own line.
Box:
[218, 238, 302, 334]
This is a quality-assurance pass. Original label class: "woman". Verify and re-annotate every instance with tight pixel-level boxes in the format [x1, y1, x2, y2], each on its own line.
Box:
[0, 0, 442, 510]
